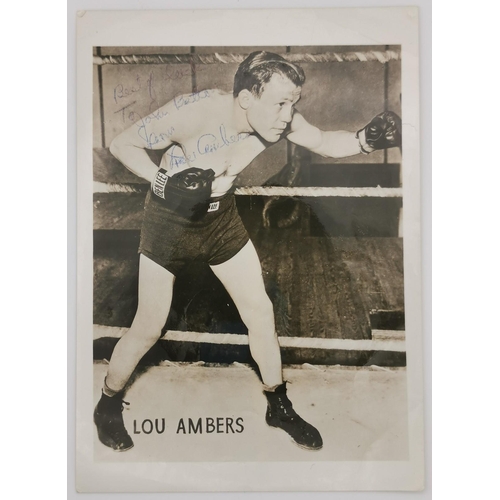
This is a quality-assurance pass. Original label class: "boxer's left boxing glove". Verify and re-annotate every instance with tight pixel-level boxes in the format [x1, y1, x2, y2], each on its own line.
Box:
[356, 111, 402, 154]
[151, 167, 215, 218]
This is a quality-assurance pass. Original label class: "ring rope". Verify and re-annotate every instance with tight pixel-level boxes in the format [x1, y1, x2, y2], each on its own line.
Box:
[93, 181, 402, 198]
[93, 325, 406, 352]
[234, 186, 402, 197]
[93, 50, 400, 66]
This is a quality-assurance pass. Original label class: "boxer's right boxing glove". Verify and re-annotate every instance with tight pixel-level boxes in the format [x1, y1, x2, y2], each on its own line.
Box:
[151, 167, 215, 218]
[356, 111, 402, 154]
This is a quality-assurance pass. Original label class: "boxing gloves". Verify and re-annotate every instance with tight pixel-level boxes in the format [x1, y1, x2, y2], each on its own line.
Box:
[151, 167, 215, 218]
[356, 111, 402, 154]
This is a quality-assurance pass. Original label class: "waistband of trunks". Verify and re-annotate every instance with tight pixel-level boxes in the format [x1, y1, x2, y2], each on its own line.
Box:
[203, 190, 236, 214]
[146, 188, 237, 222]
[209, 186, 236, 201]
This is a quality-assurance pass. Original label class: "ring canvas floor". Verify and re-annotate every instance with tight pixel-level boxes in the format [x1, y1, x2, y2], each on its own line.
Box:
[93, 362, 409, 463]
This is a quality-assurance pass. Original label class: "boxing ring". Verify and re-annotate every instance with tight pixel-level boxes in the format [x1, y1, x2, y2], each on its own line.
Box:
[92, 47, 405, 368]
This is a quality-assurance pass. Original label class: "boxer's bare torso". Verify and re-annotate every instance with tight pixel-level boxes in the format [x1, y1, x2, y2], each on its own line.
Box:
[158, 90, 268, 197]
[112, 75, 308, 197]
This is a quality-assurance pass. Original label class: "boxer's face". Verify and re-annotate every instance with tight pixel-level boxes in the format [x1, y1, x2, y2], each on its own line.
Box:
[245, 73, 301, 142]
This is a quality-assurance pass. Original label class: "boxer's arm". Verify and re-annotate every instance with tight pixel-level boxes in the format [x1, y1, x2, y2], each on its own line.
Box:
[286, 111, 402, 158]
[109, 100, 188, 183]
[285, 112, 360, 159]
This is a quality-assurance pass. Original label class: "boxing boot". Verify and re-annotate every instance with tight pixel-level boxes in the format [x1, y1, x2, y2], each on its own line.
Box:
[93, 391, 134, 451]
[264, 382, 323, 450]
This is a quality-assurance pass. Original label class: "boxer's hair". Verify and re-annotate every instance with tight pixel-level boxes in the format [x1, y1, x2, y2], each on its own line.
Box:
[233, 51, 305, 98]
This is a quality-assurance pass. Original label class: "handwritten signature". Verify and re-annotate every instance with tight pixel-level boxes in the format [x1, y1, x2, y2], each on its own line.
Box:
[114, 101, 137, 123]
[124, 109, 175, 149]
[164, 125, 250, 169]
[137, 123, 175, 149]
[165, 145, 195, 169]
[113, 66, 210, 108]
[146, 72, 156, 107]
[113, 75, 142, 104]
[112, 72, 160, 111]
[114, 63, 208, 100]
[197, 124, 249, 155]
[173, 90, 211, 110]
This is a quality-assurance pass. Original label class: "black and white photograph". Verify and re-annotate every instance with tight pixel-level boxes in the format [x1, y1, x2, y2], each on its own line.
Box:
[76, 8, 424, 492]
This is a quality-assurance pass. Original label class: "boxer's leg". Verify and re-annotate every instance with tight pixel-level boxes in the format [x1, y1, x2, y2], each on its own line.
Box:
[211, 240, 322, 451]
[210, 240, 283, 388]
[105, 254, 175, 390]
[94, 254, 175, 451]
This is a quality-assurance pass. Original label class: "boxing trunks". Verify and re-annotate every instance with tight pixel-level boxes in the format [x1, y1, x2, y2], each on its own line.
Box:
[139, 189, 250, 276]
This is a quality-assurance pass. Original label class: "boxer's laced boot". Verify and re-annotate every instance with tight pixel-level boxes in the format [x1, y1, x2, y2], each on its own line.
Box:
[94, 391, 134, 452]
[264, 382, 323, 450]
